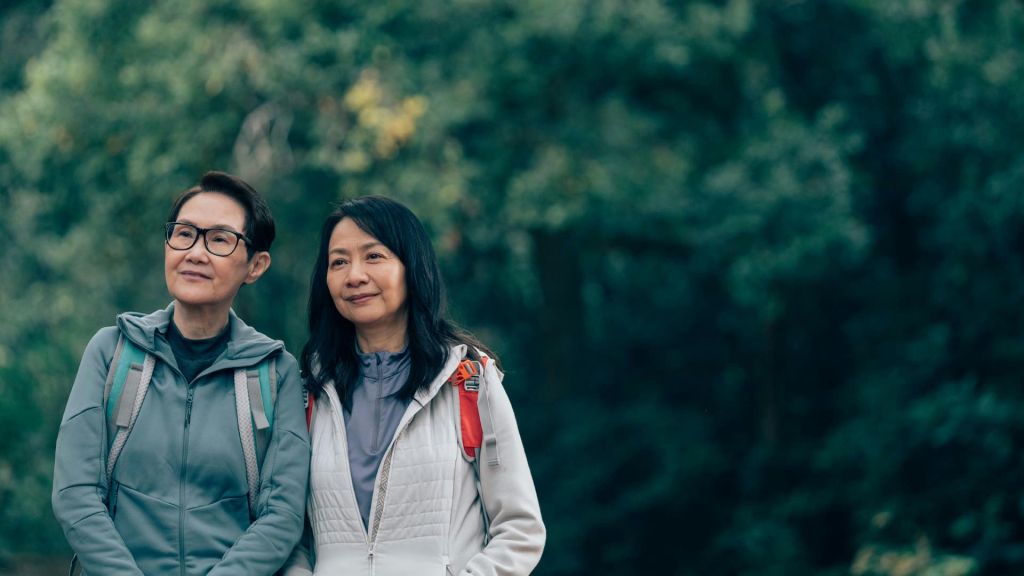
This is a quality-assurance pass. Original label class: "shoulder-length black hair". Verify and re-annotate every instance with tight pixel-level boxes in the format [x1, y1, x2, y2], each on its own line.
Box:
[301, 195, 495, 401]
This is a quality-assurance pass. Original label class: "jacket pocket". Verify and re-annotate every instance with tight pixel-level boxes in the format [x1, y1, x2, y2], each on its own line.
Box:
[110, 483, 180, 574]
[184, 494, 249, 565]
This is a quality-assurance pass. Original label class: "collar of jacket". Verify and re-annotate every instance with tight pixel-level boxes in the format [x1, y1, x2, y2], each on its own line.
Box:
[318, 343, 469, 410]
[411, 344, 468, 408]
[115, 302, 284, 373]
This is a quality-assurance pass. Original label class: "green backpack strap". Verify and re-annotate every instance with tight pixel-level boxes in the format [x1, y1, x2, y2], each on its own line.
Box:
[234, 355, 277, 519]
[102, 334, 156, 490]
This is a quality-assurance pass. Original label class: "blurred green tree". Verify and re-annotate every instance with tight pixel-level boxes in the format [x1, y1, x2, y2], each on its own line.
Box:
[4, 0, 1024, 574]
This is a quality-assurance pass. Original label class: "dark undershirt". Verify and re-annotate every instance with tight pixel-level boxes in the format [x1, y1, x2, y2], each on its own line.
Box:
[167, 319, 230, 383]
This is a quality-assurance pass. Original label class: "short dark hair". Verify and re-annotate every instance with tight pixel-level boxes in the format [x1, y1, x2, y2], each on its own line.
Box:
[167, 171, 276, 257]
[301, 195, 496, 402]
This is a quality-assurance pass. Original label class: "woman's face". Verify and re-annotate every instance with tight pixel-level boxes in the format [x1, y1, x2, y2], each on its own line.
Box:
[326, 217, 408, 334]
[164, 192, 264, 311]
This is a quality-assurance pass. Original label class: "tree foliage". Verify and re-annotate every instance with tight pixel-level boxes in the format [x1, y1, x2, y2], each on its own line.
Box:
[3, 0, 1024, 573]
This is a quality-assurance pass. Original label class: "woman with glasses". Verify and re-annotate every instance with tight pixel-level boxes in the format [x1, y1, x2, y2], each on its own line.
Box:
[52, 172, 310, 575]
[283, 196, 545, 575]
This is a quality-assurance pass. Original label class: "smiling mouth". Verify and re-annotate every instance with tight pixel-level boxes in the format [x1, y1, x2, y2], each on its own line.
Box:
[181, 271, 211, 280]
[346, 294, 378, 303]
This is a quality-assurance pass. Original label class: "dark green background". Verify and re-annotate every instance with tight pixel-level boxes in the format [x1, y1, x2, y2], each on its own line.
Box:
[2, 1, 1022, 574]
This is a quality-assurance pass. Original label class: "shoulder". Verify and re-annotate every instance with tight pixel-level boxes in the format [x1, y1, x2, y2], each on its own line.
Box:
[471, 345, 504, 383]
[82, 325, 123, 365]
[273, 348, 299, 371]
[91, 325, 121, 345]
[271, 349, 301, 385]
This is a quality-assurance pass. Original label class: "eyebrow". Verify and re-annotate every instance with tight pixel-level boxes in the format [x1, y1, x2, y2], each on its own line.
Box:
[329, 241, 385, 255]
[176, 219, 242, 233]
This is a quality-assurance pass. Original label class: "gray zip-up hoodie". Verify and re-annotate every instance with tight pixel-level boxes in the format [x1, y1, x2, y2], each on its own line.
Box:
[52, 304, 310, 575]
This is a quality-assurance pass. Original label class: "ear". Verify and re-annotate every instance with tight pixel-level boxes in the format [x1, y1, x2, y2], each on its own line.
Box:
[244, 251, 271, 284]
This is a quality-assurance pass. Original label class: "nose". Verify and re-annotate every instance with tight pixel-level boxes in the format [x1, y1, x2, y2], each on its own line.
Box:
[185, 235, 211, 263]
[345, 260, 369, 286]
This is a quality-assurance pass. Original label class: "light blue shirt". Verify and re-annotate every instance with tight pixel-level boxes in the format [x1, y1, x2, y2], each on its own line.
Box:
[343, 346, 412, 529]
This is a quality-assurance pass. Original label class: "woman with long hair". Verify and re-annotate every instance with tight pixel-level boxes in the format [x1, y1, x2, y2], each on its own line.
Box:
[285, 196, 545, 575]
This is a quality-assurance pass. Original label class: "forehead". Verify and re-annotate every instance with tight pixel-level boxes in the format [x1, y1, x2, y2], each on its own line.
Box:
[328, 217, 383, 250]
[176, 192, 247, 231]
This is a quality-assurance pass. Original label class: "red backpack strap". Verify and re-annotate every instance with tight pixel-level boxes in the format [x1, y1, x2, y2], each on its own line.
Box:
[449, 359, 484, 459]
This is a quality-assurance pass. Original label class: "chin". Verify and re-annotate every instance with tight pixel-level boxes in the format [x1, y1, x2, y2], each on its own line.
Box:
[171, 289, 222, 308]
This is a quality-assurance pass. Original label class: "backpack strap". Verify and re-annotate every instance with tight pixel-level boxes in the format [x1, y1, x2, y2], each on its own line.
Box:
[74, 336, 155, 576]
[450, 359, 484, 461]
[103, 335, 156, 488]
[449, 355, 500, 542]
[234, 356, 277, 519]
[476, 356, 500, 468]
[303, 387, 314, 430]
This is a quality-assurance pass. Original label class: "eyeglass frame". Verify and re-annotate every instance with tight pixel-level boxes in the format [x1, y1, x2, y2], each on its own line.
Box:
[164, 221, 253, 257]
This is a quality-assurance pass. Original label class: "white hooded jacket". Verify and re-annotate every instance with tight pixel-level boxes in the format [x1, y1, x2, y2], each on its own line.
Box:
[284, 344, 546, 575]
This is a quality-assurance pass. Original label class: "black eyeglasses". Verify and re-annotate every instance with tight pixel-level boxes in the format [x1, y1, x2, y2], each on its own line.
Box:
[165, 222, 251, 257]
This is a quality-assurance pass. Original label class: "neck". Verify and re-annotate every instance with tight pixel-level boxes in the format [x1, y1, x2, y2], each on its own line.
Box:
[355, 322, 408, 354]
[172, 301, 231, 340]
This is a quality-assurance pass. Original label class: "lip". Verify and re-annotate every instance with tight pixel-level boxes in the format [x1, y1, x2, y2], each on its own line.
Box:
[180, 270, 212, 280]
[346, 293, 378, 304]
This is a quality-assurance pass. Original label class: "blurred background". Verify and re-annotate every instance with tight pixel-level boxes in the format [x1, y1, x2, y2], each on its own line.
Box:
[2, 0, 1024, 574]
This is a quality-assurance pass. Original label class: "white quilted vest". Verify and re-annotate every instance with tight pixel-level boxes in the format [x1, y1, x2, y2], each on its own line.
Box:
[308, 350, 481, 576]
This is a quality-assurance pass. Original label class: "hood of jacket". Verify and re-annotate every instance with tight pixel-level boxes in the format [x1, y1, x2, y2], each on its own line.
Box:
[116, 302, 284, 372]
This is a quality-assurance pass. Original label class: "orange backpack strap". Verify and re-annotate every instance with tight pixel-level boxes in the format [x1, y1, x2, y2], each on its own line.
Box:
[449, 355, 496, 542]
[450, 358, 484, 459]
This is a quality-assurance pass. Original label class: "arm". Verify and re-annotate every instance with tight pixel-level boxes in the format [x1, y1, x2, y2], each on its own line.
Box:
[280, 515, 315, 576]
[209, 352, 311, 576]
[52, 327, 145, 575]
[461, 361, 547, 576]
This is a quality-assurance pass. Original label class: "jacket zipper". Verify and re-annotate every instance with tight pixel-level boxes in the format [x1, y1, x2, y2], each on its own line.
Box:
[325, 386, 373, 547]
[328, 356, 457, 562]
[368, 409, 414, 546]
[364, 358, 463, 554]
[109, 481, 120, 519]
[372, 354, 382, 452]
[179, 382, 196, 576]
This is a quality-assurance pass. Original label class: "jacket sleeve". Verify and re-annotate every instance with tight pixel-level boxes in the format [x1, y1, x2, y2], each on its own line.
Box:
[52, 327, 145, 575]
[209, 351, 311, 576]
[460, 360, 546, 575]
[280, 515, 315, 576]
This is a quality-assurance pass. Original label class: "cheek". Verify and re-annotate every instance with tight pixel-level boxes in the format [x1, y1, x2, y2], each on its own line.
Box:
[164, 249, 180, 273]
[224, 255, 252, 281]
[326, 272, 344, 300]
[389, 271, 408, 304]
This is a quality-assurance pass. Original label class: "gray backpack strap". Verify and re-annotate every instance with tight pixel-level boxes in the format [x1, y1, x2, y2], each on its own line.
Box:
[105, 350, 156, 484]
[234, 368, 260, 519]
[234, 356, 277, 519]
[476, 356, 501, 543]
[247, 369, 270, 458]
[477, 360, 500, 468]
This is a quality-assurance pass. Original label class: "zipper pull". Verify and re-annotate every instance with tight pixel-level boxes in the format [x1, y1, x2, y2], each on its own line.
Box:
[109, 482, 120, 517]
[184, 387, 195, 426]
